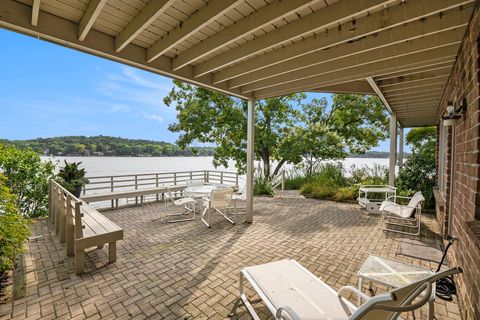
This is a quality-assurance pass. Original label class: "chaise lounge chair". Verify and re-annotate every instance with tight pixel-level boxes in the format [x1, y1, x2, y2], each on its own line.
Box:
[380, 191, 425, 236]
[237, 259, 461, 320]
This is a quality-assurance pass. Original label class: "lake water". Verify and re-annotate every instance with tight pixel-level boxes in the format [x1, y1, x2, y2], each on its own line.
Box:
[44, 156, 390, 179]
[44, 156, 390, 207]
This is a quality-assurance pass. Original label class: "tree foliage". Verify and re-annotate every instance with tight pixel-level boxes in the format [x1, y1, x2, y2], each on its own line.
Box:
[0, 173, 31, 273]
[0, 136, 214, 157]
[0, 144, 55, 217]
[164, 80, 389, 178]
[397, 126, 436, 208]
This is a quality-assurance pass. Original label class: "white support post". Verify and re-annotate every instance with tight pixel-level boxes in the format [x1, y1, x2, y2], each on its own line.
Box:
[398, 127, 404, 168]
[389, 113, 397, 186]
[245, 96, 255, 223]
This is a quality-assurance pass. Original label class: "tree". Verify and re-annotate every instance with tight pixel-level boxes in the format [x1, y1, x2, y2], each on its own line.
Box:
[0, 144, 55, 217]
[397, 126, 436, 208]
[164, 80, 389, 178]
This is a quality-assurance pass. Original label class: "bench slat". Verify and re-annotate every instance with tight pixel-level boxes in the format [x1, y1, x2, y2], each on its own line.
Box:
[81, 205, 122, 232]
[81, 185, 185, 202]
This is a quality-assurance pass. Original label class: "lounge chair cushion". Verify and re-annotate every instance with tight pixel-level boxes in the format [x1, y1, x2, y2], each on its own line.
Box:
[380, 192, 424, 218]
[243, 259, 354, 319]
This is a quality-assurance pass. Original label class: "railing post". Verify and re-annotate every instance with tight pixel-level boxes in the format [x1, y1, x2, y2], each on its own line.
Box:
[156, 174, 159, 202]
[207, 171, 210, 183]
[235, 173, 239, 188]
[203, 171, 207, 183]
[220, 172, 224, 184]
[281, 170, 285, 191]
[65, 195, 74, 256]
[111, 176, 114, 209]
[190, 172, 193, 180]
[135, 175, 138, 205]
[174, 172, 177, 185]
[48, 179, 52, 219]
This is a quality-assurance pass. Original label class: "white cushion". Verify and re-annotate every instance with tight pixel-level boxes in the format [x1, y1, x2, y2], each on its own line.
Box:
[173, 197, 195, 206]
[243, 260, 354, 319]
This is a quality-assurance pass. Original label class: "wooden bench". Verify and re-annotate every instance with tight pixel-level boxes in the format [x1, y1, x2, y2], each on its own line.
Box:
[81, 185, 185, 208]
[49, 180, 124, 274]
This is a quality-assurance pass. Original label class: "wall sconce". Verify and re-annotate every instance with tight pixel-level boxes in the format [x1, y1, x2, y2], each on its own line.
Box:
[443, 98, 467, 126]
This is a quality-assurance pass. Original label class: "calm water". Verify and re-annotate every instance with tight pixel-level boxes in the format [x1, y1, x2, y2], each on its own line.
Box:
[44, 156, 389, 178]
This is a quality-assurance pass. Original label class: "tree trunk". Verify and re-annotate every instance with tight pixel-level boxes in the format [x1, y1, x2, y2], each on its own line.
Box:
[263, 159, 270, 179]
[273, 159, 286, 177]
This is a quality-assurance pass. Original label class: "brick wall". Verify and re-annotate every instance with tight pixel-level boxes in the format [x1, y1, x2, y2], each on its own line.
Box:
[436, 4, 480, 319]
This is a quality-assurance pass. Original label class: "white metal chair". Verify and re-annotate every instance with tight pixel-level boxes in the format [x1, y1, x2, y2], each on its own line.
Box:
[232, 185, 247, 214]
[164, 186, 196, 223]
[201, 187, 234, 228]
[236, 259, 462, 320]
[380, 191, 425, 236]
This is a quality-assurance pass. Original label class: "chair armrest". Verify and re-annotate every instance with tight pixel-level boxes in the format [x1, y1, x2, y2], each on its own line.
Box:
[275, 306, 302, 320]
[337, 286, 370, 316]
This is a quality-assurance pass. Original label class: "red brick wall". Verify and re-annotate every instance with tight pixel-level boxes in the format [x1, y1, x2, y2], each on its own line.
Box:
[436, 5, 480, 320]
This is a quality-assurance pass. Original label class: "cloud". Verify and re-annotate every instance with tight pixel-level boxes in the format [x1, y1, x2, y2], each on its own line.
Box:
[141, 111, 163, 123]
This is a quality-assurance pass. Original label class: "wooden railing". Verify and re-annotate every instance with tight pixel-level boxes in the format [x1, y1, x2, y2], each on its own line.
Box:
[272, 170, 285, 190]
[83, 170, 239, 195]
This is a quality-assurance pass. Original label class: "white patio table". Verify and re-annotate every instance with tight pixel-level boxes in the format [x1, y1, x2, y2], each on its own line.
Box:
[358, 255, 435, 320]
[184, 183, 231, 198]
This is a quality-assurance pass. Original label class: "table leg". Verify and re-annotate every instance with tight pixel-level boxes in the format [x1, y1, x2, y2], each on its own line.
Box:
[358, 277, 363, 306]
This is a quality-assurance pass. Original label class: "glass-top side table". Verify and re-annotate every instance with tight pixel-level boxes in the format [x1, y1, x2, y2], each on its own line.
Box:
[358, 255, 435, 320]
[358, 185, 396, 214]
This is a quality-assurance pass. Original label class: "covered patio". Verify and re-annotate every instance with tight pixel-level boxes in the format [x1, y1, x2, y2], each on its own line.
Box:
[0, 198, 460, 319]
[1, 0, 479, 319]
[0, 0, 474, 222]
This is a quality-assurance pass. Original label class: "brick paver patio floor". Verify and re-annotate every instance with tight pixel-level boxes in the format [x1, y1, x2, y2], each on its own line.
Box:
[0, 197, 463, 319]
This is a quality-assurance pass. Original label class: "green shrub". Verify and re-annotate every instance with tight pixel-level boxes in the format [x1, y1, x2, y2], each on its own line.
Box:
[310, 163, 347, 187]
[349, 164, 388, 185]
[283, 169, 308, 190]
[332, 187, 356, 202]
[253, 174, 274, 196]
[300, 182, 336, 199]
[396, 127, 436, 209]
[0, 144, 55, 217]
[0, 173, 31, 273]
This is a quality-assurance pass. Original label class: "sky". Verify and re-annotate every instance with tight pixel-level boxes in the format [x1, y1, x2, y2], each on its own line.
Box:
[0, 28, 397, 152]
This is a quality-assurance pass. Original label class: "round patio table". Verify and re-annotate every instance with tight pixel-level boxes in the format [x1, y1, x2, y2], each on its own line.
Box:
[185, 183, 231, 198]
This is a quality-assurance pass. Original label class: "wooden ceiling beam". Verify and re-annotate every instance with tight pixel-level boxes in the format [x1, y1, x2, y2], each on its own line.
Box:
[115, 0, 176, 52]
[375, 63, 453, 81]
[230, 21, 465, 90]
[78, 0, 107, 41]
[252, 46, 458, 99]
[213, 1, 474, 83]
[240, 30, 463, 93]
[170, 0, 318, 70]
[31, 0, 40, 26]
[0, 0, 247, 100]
[385, 85, 447, 98]
[194, 0, 393, 77]
[146, 0, 242, 62]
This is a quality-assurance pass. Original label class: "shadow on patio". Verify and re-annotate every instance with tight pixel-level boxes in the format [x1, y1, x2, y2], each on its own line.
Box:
[0, 197, 462, 320]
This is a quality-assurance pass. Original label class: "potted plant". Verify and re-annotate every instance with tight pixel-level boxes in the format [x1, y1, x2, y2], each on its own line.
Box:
[57, 161, 89, 198]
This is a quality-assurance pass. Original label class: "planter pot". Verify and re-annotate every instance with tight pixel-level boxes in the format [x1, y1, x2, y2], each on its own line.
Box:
[73, 185, 83, 198]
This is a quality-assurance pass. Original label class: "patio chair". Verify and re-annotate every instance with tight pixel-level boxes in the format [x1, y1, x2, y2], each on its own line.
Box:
[232, 185, 247, 214]
[201, 187, 234, 228]
[164, 186, 196, 223]
[237, 259, 462, 320]
[380, 191, 425, 236]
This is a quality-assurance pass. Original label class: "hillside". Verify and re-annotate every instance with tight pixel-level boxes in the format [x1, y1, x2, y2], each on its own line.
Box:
[0, 136, 214, 157]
